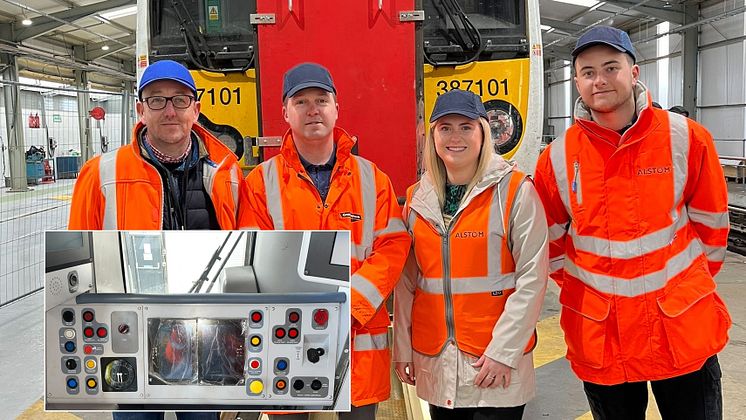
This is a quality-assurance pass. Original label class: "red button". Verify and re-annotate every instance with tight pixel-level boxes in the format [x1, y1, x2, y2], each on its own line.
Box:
[288, 328, 299, 339]
[96, 327, 107, 338]
[251, 311, 262, 323]
[275, 328, 286, 338]
[83, 327, 94, 338]
[288, 312, 300, 323]
[313, 309, 329, 326]
[82, 311, 94, 322]
[84, 345, 93, 354]
[249, 359, 260, 369]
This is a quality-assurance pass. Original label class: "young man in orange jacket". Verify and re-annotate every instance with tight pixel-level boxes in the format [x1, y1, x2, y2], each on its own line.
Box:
[69, 60, 251, 230]
[245, 63, 411, 419]
[533, 26, 731, 420]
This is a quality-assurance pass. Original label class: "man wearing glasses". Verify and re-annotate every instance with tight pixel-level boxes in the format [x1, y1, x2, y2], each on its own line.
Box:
[69, 60, 249, 230]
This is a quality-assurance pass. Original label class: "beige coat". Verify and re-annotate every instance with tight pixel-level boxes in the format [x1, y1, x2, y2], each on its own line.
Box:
[393, 155, 549, 408]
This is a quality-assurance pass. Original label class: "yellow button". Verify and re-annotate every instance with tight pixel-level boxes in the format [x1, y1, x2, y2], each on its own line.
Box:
[86, 359, 96, 369]
[87, 378, 97, 388]
[250, 336, 261, 346]
[249, 380, 263, 394]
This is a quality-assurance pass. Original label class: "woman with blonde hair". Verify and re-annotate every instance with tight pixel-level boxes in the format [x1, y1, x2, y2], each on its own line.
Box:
[394, 89, 548, 420]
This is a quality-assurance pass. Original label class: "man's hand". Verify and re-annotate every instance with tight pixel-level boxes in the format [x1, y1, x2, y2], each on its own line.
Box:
[394, 361, 416, 385]
[472, 355, 512, 389]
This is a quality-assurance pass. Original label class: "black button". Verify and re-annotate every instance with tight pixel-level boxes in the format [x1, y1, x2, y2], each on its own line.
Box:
[293, 379, 304, 390]
[62, 310, 74, 323]
[311, 380, 322, 391]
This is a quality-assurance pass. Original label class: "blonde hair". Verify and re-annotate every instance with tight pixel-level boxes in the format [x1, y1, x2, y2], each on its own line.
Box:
[423, 117, 494, 208]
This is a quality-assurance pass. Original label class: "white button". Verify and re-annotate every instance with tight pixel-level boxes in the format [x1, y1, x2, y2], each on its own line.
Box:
[64, 329, 76, 339]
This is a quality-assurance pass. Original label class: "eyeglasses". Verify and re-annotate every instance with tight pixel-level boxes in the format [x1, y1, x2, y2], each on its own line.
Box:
[141, 95, 195, 110]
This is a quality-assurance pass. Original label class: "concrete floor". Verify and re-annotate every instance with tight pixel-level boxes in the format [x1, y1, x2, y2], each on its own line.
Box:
[2, 252, 745, 420]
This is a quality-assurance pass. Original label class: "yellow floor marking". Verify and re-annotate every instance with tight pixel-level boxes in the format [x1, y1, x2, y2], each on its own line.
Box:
[534, 314, 567, 369]
[51, 195, 72, 201]
[16, 399, 81, 420]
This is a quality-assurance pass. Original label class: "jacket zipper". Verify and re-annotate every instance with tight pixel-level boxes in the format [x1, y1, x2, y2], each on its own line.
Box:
[441, 216, 460, 347]
[142, 159, 165, 230]
[572, 160, 582, 205]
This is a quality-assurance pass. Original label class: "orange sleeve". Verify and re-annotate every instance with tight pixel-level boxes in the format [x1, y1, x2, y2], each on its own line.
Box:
[351, 167, 412, 327]
[533, 145, 571, 287]
[68, 157, 103, 230]
[244, 164, 276, 230]
[684, 121, 730, 276]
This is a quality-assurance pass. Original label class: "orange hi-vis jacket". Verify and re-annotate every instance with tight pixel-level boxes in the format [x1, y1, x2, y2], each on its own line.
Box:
[69, 122, 250, 230]
[403, 169, 537, 358]
[533, 82, 732, 385]
[245, 127, 411, 406]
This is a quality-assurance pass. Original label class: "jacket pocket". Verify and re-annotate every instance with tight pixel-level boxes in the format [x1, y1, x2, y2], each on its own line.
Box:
[559, 276, 611, 369]
[656, 276, 731, 368]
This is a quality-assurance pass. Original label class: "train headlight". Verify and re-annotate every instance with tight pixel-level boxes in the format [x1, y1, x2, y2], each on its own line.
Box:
[484, 100, 523, 155]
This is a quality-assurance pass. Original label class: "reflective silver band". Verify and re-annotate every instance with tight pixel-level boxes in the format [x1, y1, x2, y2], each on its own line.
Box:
[357, 158, 377, 261]
[564, 238, 703, 297]
[688, 206, 729, 229]
[99, 150, 119, 230]
[569, 207, 690, 260]
[354, 332, 389, 351]
[419, 275, 516, 294]
[669, 113, 689, 219]
[261, 158, 284, 230]
[352, 272, 385, 312]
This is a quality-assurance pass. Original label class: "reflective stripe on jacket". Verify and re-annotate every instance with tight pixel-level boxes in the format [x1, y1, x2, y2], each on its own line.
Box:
[68, 122, 249, 230]
[393, 154, 549, 408]
[245, 127, 411, 406]
[533, 81, 732, 385]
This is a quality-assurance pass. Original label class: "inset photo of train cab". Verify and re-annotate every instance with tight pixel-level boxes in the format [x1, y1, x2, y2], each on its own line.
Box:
[2, 0, 746, 419]
[44, 231, 350, 412]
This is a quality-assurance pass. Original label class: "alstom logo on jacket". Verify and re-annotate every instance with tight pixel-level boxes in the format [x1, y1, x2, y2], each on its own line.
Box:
[636, 166, 671, 176]
[533, 105, 732, 385]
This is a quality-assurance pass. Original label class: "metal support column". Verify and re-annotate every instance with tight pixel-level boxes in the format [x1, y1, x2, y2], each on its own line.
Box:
[74, 77, 93, 163]
[121, 80, 134, 146]
[681, 3, 699, 118]
[570, 63, 580, 119]
[1, 53, 29, 192]
[543, 58, 553, 141]
[73, 45, 93, 162]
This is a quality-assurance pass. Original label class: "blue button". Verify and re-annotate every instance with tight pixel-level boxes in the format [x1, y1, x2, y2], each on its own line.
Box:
[67, 378, 78, 388]
[64, 341, 76, 352]
[277, 360, 288, 371]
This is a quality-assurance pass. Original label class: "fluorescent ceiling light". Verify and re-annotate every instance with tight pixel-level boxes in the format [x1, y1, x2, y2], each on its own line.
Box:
[100, 5, 137, 20]
[22, 18, 33, 26]
[552, 0, 599, 7]
[101, 44, 110, 51]
[541, 25, 553, 31]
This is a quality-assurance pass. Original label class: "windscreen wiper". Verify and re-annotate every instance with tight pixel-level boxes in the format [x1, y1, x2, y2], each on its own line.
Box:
[427, 0, 484, 66]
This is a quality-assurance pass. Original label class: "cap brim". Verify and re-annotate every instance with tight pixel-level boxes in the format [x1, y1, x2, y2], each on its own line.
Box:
[429, 110, 483, 123]
[284, 82, 336, 100]
[572, 41, 627, 58]
[138, 78, 197, 99]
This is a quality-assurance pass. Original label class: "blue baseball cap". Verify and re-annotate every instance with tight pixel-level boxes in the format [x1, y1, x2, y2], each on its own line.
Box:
[138, 60, 197, 100]
[572, 26, 636, 64]
[430, 89, 488, 123]
[283, 63, 337, 101]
